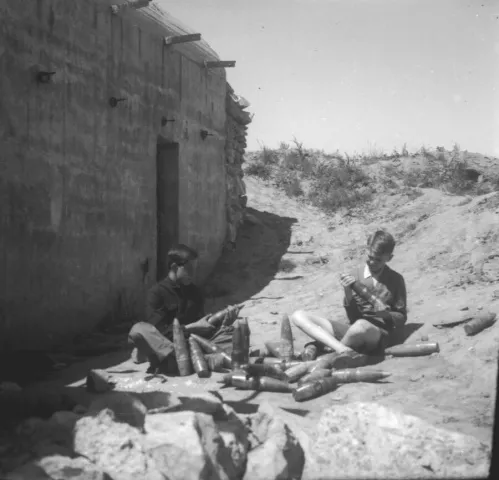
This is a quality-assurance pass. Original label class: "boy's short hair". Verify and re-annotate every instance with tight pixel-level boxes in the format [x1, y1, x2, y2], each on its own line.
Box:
[367, 230, 395, 255]
[167, 244, 199, 269]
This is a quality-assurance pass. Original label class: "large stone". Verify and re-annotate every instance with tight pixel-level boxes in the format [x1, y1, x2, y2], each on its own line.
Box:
[15, 415, 75, 458]
[87, 391, 147, 431]
[217, 418, 249, 480]
[308, 402, 491, 479]
[73, 409, 164, 480]
[5, 456, 110, 480]
[243, 402, 305, 480]
[175, 392, 225, 418]
[144, 411, 241, 480]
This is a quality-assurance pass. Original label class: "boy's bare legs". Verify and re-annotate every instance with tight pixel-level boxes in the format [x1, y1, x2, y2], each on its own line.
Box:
[290, 310, 382, 353]
[340, 319, 382, 352]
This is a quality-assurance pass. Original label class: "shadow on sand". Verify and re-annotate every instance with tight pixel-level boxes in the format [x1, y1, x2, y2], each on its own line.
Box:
[387, 322, 424, 347]
[203, 207, 297, 310]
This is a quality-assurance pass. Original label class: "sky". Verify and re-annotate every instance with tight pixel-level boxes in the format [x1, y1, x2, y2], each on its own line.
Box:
[161, 0, 499, 156]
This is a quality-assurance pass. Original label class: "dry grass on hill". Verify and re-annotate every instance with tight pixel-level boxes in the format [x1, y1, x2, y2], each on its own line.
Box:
[243, 140, 499, 216]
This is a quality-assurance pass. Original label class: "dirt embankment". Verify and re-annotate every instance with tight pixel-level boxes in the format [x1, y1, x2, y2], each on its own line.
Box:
[1, 167, 497, 479]
[205, 176, 498, 446]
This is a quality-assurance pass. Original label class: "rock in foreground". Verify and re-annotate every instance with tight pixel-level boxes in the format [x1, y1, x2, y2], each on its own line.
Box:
[243, 402, 305, 480]
[3, 392, 304, 480]
[307, 402, 491, 479]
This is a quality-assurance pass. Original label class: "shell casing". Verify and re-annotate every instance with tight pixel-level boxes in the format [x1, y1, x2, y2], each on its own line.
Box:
[301, 343, 318, 361]
[257, 376, 293, 393]
[283, 360, 304, 369]
[206, 353, 231, 372]
[350, 280, 390, 311]
[231, 320, 246, 369]
[222, 304, 244, 327]
[280, 314, 294, 361]
[264, 341, 282, 358]
[292, 377, 339, 402]
[233, 374, 259, 390]
[284, 361, 317, 383]
[173, 318, 193, 376]
[261, 356, 285, 367]
[464, 312, 497, 336]
[238, 317, 251, 364]
[249, 356, 264, 365]
[313, 351, 369, 371]
[330, 368, 391, 383]
[297, 368, 331, 387]
[86, 369, 113, 393]
[243, 363, 287, 381]
[189, 337, 210, 378]
[218, 373, 234, 385]
[190, 334, 232, 363]
[385, 342, 440, 357]
[207, 308, 228, 328]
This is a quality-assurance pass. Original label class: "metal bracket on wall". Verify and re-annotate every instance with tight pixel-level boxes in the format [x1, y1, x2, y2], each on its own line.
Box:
[109, 97, 126, 108]
[164, 33, 202, 46]
[36, 71, 56, 84]
[204, 61, 236, 69]
[110, 0, 152, 15]
[161, 117, 176, 126]
[200, 129, 214, 140]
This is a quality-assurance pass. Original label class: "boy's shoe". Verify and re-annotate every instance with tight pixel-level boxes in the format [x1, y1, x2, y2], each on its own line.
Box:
[146, 353, 179, 376]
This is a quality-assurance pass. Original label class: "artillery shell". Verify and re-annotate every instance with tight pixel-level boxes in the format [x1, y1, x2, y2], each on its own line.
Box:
[233, 375, 259, 390]
[284, 361, 316, 383]
[218, 373, 234, 385]
[222, 304, 244, 327]
[207, 308, 228, 328]
[301, 342, 318, 361]
[86, 369, 114, 393]
[283, 360, 304, 369]
[190, 334, 232, 363]
[297, 368, 331, 387]
[173, 318, 193, 376]
[312, 351, 369, 371]
[243, 363, 287, 381]
[184, 317, 215, 336]
[257, 376, 293, 393]
[231, 320, 246, 369]
[292, 377, 339, 402]
[260, 358, 286, 370]
[249, 357, 264, 364]
[280, 314, 294, 361]
[385, 342, 440, 357]
[330, 368, 391, 384]
[346, 279, 390, 311]
[189, 337, 210, 378]
[264, 341, 282, 358]
[239, 317, 251, 364]
[205, 353, 231, 372]
[463, 312, 497, 336]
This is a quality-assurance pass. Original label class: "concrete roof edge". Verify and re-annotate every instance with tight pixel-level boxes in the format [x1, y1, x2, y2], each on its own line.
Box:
[104, 1, 221, 65]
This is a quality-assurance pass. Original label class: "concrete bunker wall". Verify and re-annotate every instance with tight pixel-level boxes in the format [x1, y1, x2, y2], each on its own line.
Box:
[0, 0, 242, 349]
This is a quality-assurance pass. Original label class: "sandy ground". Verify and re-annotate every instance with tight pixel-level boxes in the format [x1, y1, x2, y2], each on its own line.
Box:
[25, 176, 499, 453]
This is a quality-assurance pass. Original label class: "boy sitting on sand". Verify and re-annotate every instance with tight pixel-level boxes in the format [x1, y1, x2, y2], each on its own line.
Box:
[128, 244, 233, 375]
[291, 230, 407, 355]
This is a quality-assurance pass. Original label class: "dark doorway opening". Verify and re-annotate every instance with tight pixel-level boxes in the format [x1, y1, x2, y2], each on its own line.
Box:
[156, 139, 180, 281]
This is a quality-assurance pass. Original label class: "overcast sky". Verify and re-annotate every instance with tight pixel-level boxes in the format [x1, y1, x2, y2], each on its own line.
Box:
[161, 0, 498, 156]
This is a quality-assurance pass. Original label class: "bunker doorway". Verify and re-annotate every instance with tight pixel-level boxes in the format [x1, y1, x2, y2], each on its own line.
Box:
[156, 139, 180, 281]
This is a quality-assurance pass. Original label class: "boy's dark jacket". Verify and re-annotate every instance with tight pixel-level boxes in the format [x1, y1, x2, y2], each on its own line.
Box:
[145, 276, 205, 335]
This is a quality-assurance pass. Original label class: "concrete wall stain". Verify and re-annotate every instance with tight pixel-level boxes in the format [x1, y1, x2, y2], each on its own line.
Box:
[0, 0, 240, 350]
